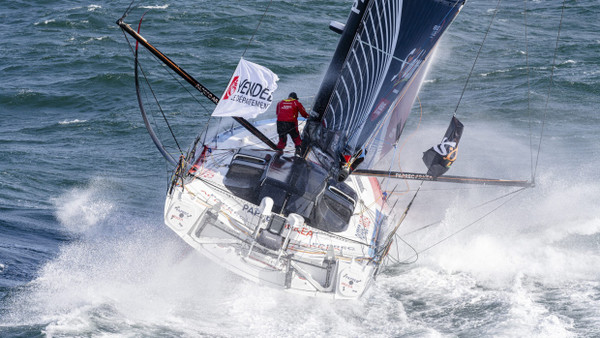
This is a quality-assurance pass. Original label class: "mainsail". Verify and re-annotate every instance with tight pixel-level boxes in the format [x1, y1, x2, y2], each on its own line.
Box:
[305, 0, 465, 171]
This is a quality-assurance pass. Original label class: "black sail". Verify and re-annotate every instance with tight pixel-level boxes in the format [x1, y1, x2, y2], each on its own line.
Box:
[306, 0, 465, 171]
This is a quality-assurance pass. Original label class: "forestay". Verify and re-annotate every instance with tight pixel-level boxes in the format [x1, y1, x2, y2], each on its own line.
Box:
[307, 0, 464, 170]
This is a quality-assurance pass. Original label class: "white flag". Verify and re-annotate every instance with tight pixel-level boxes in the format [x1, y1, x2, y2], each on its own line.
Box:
[211, 58, 279, 119]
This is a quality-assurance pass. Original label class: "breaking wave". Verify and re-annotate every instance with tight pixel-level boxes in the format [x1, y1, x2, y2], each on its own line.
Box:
[58, 119, 87, 125]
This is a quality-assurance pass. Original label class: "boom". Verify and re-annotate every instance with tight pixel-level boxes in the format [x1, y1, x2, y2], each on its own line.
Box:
[352, 169, 533, 188]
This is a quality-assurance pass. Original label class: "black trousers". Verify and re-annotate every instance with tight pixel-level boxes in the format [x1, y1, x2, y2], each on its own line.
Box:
[276, 121, 301, 149]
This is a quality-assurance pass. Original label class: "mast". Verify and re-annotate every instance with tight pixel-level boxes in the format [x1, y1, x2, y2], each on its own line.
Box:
[311, 0, 371, 119]
[117, 19, 278, 151]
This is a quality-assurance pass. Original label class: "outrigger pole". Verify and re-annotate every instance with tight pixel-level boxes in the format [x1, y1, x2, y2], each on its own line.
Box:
[117, 19, 279, 151]
[352, 169, 533, 188]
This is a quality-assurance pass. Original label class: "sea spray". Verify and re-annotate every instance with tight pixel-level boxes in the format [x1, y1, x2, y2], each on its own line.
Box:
[51, 178, 115, 235]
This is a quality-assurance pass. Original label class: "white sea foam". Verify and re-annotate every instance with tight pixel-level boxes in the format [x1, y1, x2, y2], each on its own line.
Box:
[34, 19, 55, 26]
[59, 119, 87, 125]
[487, 273, 575, 337]
[140, 4, 169, 9]
[378, 121, 600, 334]
[4, 185, 420, 336]
[87, 5, 101, 12]
[17, 88, 34, 96]
[83, 36, 108, 44]
[404, 124, 600, 284]
[481, 68, 510, 77]
[4, 219, 242, 336]
[3, 127, 599, 337]
[51, 179, 114, 234]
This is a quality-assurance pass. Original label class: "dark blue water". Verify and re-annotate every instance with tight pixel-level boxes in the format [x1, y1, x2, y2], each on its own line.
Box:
[1, 1, 599, 336]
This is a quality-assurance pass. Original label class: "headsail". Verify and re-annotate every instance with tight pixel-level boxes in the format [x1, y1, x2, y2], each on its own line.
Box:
[305, 0, 465, 171]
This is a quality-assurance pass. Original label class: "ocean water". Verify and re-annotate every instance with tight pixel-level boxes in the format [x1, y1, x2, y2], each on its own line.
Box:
[1, 0, 599, 336]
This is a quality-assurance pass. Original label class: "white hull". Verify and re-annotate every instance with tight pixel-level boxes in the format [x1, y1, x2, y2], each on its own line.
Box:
[164, 120, 393, 299]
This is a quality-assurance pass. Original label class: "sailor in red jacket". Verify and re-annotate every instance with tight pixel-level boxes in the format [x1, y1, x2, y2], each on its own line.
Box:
[276, 92, 308, 154]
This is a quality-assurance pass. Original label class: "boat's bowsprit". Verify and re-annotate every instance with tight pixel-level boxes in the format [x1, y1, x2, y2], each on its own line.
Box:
[117, 19, 279, 152]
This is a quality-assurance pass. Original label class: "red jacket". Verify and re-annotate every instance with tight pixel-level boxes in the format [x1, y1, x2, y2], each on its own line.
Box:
[276, 99, 308, 123]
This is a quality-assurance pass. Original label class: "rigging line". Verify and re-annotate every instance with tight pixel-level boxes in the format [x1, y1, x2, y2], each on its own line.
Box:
[120, 23, 179, 165]
[241, 0, 274, 58]
[146, 51, 216, 148]
[379, 181, 424, 258]
[149, 52, 212, 116]
[138, 68, 162, 144]
[378, 94, 424, 194]
[403, 188, 525, 262]
[136, 14, 187, 155]
[523, 0, 534, 183]
[390, 95, 424, 192]
[121, 15, 184, 156]
[391, 234, 419, 265]
[398, 186, 526, 263]
[357, 38, 410, 66]
[215, 117, 223, 149]
[453, 0, 502, 116]
[138, 58, 171, 154]
[400, 186, 527, 237]
[200, 114, 215, 150]
[533, 0, 567, 181]
[145, 51, 214, 151]
[382, 231, 420, 267]
[120, 0, 136, 21]
[136, 39, 184, 155]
